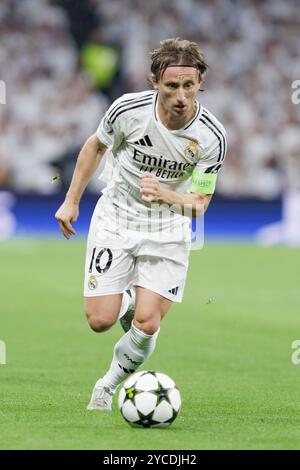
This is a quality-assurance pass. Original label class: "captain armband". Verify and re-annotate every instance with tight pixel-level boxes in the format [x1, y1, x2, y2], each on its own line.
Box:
[190, 170, 218, 195]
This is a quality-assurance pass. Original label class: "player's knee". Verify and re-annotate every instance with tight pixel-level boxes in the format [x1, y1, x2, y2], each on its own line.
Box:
[85, 308, 116, 333]
[87, 314, 116, 332]
[134, 317, 160, 336]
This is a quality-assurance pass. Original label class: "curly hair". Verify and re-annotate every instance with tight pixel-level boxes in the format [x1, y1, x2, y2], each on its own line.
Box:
[150, 38, 208, 83]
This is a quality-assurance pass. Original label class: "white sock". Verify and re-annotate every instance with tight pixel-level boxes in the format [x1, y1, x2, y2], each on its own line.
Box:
[102, 323, 159, 390]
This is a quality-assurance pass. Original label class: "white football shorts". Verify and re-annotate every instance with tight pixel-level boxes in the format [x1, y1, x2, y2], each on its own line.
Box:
[83, 200, 191, 303]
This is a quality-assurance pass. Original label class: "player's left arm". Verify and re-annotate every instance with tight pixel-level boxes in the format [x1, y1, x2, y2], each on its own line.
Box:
[140, 172, 212, 217]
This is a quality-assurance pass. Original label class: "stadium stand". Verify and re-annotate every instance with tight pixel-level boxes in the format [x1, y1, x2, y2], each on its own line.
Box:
[0, 0, 299, 200]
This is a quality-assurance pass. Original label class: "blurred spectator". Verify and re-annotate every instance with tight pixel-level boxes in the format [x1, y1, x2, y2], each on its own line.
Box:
[81, 39, 121, 101]
[0, 0, 108, 194]
[55, 0, 99, 49]
[0, 191, 16, 239]
[256, 114, 300, 246]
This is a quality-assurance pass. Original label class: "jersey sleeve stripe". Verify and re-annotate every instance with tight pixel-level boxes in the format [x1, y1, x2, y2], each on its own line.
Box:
[200, 117, 223, 163]
[200, 115, 227, 163]
[108, 94, 154, 121]
[202, 111, 227, 162]
[111, 101, 153, 124]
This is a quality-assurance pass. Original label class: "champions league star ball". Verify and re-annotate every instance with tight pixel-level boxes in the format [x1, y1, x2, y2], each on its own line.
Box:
[118, 371, 181, 428]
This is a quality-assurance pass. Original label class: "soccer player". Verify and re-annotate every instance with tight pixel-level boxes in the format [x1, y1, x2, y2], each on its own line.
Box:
[55, 38, 227, 411]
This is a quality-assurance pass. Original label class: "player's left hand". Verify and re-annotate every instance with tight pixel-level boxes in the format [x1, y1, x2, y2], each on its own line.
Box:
[140, 172, 162, 203]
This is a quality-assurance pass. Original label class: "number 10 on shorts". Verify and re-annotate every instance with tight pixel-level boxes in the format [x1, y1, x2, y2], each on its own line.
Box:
[89, 248, 113, 274]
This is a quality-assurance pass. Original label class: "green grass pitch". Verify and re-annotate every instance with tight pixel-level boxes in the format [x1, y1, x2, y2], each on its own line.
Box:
[1, 239, 300, 450]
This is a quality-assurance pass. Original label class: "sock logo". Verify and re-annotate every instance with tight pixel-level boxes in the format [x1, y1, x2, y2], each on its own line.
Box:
[168, 286, 179, 296]
[124, 353, 141, 366]
[118, 363, 135, 374]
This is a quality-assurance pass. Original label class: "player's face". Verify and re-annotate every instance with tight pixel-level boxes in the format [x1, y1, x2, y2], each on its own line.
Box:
[154, 66, 201, 123]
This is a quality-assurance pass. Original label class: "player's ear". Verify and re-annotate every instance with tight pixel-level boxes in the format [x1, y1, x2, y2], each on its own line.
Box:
[198, 74, 205, 91]
[151, 74, 159, 90]
[198, 74, 202, 89]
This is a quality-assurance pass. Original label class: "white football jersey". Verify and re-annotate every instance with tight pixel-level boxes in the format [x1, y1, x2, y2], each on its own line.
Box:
[95, 90, 227, 240]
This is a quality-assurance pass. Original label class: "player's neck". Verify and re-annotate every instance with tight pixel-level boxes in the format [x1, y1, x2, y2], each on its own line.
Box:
[157, 98, 197, 130]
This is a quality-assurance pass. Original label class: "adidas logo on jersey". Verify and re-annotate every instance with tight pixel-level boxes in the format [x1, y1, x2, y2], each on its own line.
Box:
[134, 135, 153, 147]
[168, 287, 179, 296]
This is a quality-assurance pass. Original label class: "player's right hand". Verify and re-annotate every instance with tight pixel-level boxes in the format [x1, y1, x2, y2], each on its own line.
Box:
[55, 201, 79, 240]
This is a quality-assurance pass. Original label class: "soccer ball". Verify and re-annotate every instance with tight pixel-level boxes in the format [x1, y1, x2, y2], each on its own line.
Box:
[118, 370, 181, 428]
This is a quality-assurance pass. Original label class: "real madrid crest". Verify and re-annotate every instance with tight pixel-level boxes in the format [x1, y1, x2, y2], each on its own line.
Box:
[184, 140, 199, 161]
[88, 275, 98, 290]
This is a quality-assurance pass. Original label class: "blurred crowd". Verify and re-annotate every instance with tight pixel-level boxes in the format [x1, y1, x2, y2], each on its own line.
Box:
[0, 0, 108, 194]
[0, 0, 300, 199]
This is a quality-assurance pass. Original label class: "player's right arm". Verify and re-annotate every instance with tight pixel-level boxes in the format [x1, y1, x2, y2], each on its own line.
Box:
[55, 134, 107, 239]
